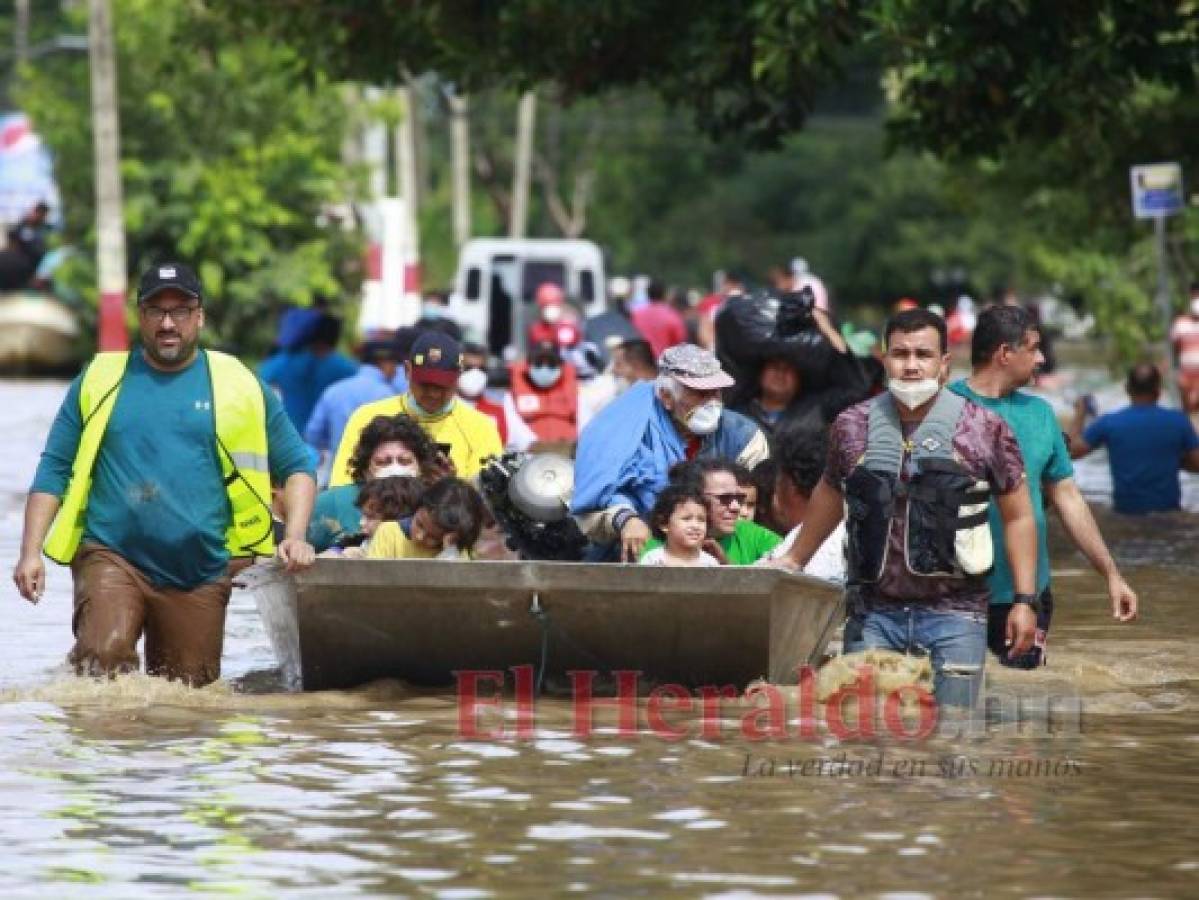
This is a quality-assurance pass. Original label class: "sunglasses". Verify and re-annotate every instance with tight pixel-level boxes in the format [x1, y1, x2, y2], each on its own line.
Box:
[705, 491, 748, 508]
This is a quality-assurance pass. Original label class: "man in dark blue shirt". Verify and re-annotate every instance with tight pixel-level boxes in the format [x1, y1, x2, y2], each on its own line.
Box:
[1069, 363, 1199, 515]
[13, 262, 316, 686]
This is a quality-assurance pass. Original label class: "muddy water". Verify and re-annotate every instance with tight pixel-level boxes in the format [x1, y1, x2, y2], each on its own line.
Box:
[2, 378, 1198, 897]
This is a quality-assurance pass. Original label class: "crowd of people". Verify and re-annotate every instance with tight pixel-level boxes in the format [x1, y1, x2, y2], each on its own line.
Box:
[17, 257, 1181, 709]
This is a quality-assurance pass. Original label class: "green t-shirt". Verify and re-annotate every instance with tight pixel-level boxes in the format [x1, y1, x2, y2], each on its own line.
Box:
[641, 519, 781, 565]
[949, 379, 1074, 603]
[30, 350, 315, 589]
[307, 483, 363, 551]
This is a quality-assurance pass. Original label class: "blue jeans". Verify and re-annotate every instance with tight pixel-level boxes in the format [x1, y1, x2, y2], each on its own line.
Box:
[842, 604, 987, 709]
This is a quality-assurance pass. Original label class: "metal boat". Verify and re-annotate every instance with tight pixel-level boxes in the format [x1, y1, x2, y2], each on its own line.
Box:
[0, 291, 80, 373]
[242, 558, 845, 691]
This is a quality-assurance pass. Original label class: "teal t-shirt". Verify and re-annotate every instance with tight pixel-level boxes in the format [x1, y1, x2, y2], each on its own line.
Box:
[32, 349, 314, 588]
[307, 483, 362, 551]
[641, 519, 781, 565]
[949, 379, 1073, 603]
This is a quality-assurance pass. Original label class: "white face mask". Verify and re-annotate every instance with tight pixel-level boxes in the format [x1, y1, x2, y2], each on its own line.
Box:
[888, 378, 941, 410]
[1190, 298, 1199, 317]
[684, 400, 723, 435]
[529, 365, 562, 389]
[457, 367, 488, 399]
[541, 305, 562, 324]
[372, 462, 419, 480]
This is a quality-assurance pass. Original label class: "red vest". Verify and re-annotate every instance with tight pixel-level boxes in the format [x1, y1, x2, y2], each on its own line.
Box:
[509, 362, 578, 443]
[473, 395, 508, 445]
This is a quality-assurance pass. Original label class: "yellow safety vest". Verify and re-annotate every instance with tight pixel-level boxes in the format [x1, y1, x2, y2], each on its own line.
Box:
[43, 350, 275, 564]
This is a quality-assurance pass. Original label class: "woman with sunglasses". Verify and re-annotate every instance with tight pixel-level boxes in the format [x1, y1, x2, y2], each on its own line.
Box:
[637, 458, 782, 565]
[306, 414, 447, 551]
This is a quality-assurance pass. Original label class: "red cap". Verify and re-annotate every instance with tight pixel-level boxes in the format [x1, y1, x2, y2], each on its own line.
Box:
[408, 331, 462, 386]
[535, 282, 565, 307]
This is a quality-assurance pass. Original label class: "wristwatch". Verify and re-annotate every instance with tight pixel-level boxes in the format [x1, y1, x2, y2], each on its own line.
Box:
[1012, 592, 1043, 616]
[612, 508, 638, 536]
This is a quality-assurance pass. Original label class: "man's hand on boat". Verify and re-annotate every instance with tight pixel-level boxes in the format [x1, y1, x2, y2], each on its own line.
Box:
[276, 538, 316, 572]
[620, 517, 651, 563]
[12, 550, 45, 604]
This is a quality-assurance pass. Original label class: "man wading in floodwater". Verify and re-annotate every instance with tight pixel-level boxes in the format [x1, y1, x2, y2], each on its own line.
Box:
[12, 262, 317, 687]
[951, 304, 1137, 669]
[770, 309, 1038, 708]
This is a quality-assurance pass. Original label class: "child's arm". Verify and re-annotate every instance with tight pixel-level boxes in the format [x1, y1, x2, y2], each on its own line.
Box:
[702, 539, 729, 565]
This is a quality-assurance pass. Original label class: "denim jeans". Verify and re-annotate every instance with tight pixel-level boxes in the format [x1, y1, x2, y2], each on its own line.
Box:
[842, 604, 987, 709]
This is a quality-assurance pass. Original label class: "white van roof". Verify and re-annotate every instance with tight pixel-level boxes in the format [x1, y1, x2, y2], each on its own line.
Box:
[459, 237, 602, 256]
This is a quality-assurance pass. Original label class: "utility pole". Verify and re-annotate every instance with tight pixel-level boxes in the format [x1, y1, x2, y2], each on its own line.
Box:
[1154, 214, 1174, 391]
[509, 90, 536, 238]
[88, 0, 127, 350]
[395, 80, 420, 294]
[449, 91, 471, 249]
[14, 0, 29, 67]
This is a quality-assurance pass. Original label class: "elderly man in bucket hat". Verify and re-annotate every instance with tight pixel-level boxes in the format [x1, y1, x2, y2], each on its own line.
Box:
[572, 343, 769, 561]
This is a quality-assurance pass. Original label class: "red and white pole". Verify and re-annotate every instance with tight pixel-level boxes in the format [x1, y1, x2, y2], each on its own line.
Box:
[88, 0, 127, 350]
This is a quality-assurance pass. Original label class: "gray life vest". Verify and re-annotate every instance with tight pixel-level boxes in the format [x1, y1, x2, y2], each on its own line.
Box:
[843, 390, 993, 585]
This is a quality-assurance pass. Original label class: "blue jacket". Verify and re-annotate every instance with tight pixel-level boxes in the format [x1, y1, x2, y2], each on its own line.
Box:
[572, 380, 761, 517]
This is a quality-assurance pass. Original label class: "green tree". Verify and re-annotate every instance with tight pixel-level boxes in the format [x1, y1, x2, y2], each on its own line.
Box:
[232, 0, 1199, 360]
[15, 0, 364, 353]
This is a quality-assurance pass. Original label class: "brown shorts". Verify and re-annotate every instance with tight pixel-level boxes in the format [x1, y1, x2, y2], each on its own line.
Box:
[69, 543, 232, 687]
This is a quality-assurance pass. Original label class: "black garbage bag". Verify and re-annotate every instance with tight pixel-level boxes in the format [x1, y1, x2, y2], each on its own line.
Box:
[715, 288, 838, 391]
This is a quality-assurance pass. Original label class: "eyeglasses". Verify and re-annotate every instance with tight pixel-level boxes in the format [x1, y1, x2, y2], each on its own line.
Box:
[705, 491, 748, 508]
[141, 304, 199, 324]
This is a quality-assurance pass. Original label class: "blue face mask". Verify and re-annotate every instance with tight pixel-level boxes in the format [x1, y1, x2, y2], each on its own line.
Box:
[421, 303, 443, 320]
[408, 392, 454, 418]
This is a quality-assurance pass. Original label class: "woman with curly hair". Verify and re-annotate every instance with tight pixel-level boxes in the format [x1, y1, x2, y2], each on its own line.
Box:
[307, 414, 447, 551]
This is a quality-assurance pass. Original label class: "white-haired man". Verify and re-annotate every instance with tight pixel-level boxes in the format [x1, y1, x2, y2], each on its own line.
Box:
[572, 344, 769, 561]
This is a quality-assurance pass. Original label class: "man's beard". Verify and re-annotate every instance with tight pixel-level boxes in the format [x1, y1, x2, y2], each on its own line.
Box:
[144, 331, 197, 368]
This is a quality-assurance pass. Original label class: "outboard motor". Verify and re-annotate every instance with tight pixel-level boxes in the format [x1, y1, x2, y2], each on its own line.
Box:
[478, 452, 588, 561]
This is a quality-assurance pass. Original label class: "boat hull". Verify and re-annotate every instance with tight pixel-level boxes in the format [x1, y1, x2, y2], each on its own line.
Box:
[243, 559, 844, 691]
[0, 292, 80, 373]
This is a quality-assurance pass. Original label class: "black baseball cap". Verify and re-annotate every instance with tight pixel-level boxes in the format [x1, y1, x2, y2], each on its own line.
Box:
[359, 339, 398, 366]
[137, 261, 203, 304]
[529, 340, 562, 366]
[408, 331, 462, 386]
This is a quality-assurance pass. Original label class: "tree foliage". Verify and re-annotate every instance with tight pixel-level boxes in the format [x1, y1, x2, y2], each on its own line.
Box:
[10, 0, 1198, 362]
[227, 0, 865, 149]
[231, 0, 1199, 361]
[15, 0, 364, 352]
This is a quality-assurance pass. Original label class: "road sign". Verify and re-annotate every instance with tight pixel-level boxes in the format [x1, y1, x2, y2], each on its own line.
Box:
[1131, 162, 1184, 219]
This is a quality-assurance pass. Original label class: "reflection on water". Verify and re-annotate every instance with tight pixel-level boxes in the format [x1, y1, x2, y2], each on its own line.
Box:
[3, 377, 1199, 895]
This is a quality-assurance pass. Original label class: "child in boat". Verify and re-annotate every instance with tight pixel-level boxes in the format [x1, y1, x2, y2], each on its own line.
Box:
[322, 476, 423, 558]
[640, 484, 721, 567]
[367, 477, 487, 560]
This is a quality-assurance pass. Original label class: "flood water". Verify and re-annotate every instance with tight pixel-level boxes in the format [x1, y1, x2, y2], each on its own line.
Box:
[2, 376, 1198, 897]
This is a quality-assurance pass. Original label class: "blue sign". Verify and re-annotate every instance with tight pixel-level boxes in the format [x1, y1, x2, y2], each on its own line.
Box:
[1131, 163, 1184, 219]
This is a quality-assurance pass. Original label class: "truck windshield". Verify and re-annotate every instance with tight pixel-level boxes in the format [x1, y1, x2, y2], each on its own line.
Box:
[521, 260, 566, 302]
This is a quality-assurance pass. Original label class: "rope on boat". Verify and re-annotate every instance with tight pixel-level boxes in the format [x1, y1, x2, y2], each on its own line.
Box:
[527, 591, 614, 697]
[528, 592, 550, 696]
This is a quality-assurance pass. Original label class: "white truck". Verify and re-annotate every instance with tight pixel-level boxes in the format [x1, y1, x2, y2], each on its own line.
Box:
[447, 238, 607, 356]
